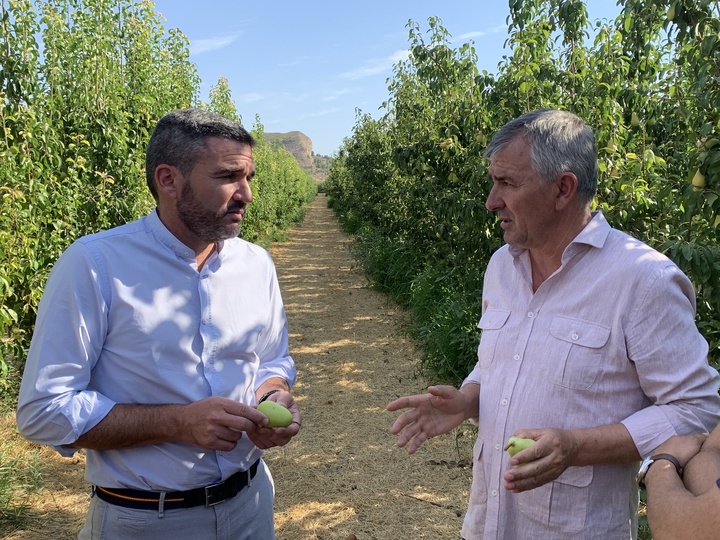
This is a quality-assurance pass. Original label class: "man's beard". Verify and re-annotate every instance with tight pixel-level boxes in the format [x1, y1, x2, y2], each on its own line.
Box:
[176, 182, 243, 243]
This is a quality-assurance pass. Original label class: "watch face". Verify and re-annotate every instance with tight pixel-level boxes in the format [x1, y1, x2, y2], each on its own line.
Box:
[637, 457, 653, 485]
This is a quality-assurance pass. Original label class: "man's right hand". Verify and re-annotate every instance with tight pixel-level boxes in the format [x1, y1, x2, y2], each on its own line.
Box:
[181, 396, 268, 451]
[387, 384, 479, 454]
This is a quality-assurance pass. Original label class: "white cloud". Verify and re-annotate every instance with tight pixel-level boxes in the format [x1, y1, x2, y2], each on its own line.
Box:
[339, 49, 409, 80]
[322, 88, 352, 102]
[236, 92, 265, 104]
[455, 25, 507, 42]
[190, 34, 241, 55]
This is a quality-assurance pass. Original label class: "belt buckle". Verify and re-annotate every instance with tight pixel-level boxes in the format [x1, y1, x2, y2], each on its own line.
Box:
[204, 482, 224, 507]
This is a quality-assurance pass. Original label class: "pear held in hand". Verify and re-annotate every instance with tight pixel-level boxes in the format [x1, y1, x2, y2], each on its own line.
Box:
[504, 436, 535, 457]
[257, 400, 293, 427]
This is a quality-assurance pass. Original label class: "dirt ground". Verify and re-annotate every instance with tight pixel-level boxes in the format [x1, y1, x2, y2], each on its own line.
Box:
[0, 194, 474, 539]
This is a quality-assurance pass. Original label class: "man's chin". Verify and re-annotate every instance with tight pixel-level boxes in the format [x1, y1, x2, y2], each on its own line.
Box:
[201, 224, 240, 243]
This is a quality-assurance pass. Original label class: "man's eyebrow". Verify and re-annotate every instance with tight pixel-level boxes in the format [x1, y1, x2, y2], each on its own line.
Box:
[215, 164, 253, 175]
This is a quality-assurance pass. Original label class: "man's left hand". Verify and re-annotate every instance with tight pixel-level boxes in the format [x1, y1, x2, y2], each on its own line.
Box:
[247, 391, 301, 449]
[502, 427, 580, 493]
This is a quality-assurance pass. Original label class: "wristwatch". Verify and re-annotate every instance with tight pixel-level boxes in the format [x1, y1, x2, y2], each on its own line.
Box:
[637, 453, 683, 489]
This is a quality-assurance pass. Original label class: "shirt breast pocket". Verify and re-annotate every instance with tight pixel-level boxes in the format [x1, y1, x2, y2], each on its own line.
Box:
[477, 309, 511, 368]
[549, 316, 610, 389]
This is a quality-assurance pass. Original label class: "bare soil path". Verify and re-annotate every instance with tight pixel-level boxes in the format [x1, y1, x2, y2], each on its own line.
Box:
[1, 193, 473, 539]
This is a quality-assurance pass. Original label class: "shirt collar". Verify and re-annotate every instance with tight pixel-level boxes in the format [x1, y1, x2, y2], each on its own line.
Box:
[146, 209, 227, 265]
[508, 210, 611, 260]
[146, 208, 197, 263]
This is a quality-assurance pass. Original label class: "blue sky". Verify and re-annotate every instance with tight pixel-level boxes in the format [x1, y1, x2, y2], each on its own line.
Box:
[151, 1, 623, 157]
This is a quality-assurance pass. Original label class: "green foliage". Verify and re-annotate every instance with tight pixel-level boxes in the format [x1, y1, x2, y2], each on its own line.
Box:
[0, 0, 316, 401]
[326, 1, 720, 385]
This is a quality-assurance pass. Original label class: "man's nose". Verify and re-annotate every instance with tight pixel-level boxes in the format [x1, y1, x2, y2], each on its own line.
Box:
[485, 185, 502, 211]
[235, 179, 253, 203]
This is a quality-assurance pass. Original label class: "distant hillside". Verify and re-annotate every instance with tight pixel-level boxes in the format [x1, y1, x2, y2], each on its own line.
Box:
[265, 131, 331, 182]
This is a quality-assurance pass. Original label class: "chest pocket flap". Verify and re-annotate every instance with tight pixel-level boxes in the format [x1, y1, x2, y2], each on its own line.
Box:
[477, 309, 511, 330]
[550, 315, 610, 348]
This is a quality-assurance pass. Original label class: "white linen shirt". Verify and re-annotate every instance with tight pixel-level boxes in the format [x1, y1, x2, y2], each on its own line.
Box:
[461, 211, 720, 539]
[16, 209, 296, 491]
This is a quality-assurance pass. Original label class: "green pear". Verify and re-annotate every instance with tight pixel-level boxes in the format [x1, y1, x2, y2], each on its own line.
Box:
[257, 400, 293, 427]
[504, 436, 535, 457]
[692, 169, 706, 189]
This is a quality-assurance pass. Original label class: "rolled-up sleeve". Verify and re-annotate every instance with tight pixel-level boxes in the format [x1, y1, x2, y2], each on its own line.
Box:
[253, 260, 296, 391]
[16, 243, 115, 454]
[621, 263, 720, 456]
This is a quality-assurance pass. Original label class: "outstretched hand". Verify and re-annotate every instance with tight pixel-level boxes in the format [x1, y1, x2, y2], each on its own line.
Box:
[387, 385, 477, 454]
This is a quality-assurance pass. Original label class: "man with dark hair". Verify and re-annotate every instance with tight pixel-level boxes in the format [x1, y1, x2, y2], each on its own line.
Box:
[17, 108, 300, 539]
[388, 109, 720, 539]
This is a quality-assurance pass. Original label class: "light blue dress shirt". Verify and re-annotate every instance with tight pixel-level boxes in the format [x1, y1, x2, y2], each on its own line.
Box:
[16, 209, 296, 491]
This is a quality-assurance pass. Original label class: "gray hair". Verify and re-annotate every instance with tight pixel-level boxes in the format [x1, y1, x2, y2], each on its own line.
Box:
[145, 108, 255, 201]
[484, 109, 598, 204]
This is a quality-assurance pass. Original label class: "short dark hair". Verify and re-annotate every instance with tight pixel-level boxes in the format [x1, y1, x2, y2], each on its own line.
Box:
[484, 109, 598, 204]
[145, 108, 255, 201]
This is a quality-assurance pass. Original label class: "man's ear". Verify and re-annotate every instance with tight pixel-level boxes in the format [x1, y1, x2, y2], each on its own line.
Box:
[155, 164, 182, 201]
[555, 172, 579, 211]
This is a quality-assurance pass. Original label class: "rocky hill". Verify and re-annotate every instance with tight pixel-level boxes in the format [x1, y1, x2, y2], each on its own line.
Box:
[265, 131, 331, 182]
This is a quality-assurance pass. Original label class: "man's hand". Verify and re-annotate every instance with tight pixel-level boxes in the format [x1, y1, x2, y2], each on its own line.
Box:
[180, 396, 269, 451]
[653, 433, 708, 469]
[387, 384, 478, 455]
[247, 390, 301, 449]
[503, 428, 580, 493]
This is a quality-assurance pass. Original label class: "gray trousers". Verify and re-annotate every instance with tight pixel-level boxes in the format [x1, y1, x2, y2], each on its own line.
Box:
[78, 460, 275, 540]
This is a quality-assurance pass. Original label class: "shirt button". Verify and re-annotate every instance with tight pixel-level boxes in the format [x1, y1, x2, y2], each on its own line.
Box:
[495, 443, 501, 450]
[527, 311, 535, 318]
[513, 354, 521, 361]
[491, 489, 498, 497]
[501, 398, 508, 406]
[571, 333, 579, 341]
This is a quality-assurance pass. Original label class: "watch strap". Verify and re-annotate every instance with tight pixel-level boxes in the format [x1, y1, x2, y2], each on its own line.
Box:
[650, 453, 683, 477]
[639, 453, 683, 489]
[258, 389, 281, 403]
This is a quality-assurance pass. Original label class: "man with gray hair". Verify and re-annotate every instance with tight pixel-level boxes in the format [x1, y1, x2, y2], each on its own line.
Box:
[17, 108, 300, 539]
[388, 109, 720, 539]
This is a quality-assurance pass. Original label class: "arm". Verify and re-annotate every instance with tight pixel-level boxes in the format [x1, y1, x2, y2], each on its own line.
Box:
[253, 256, 297, 392]
[16, 244, 114, 453]
[645, 433, 720, 540]
[683, 426, 720, 495]
[73, 397, 268, 452]
[387, 383, 479, 454]
[245, 256, 300, 449]
[622, 264, 720, 457]
[504, 423, 640, 492]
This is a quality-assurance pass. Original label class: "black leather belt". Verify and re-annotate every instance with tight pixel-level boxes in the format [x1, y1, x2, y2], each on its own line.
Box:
[94, 459, 260, 510]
